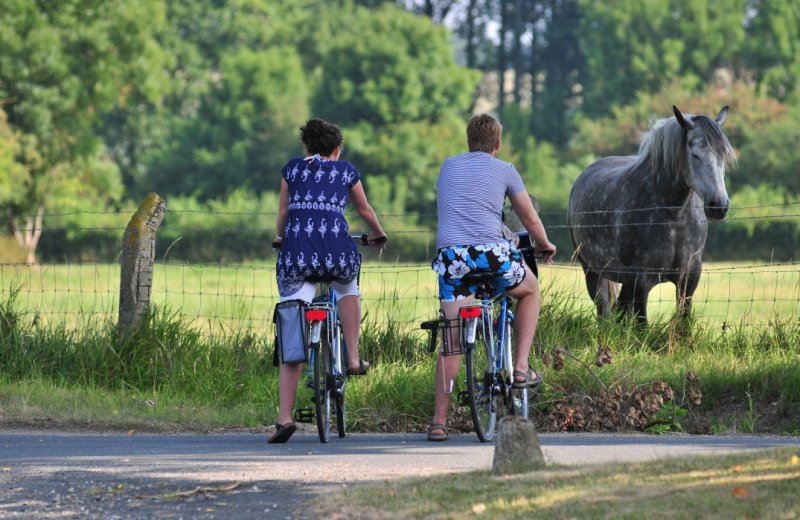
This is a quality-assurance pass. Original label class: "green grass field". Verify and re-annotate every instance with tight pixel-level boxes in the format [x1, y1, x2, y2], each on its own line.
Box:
[311, 447, 800, 519]
[2, 261, 797, 333]
[2, 260, 799, 435]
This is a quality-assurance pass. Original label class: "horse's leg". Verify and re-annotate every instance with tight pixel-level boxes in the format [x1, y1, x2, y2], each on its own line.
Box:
[676, 267, 702, 320]
[616, 282, 635, 319]
[618, 277, 650, 325]
[631, 281, 651, 326]
[585, 270, 611, 319]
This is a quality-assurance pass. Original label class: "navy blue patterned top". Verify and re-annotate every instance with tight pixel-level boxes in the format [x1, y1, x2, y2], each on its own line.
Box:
[275, 155, 362, 297]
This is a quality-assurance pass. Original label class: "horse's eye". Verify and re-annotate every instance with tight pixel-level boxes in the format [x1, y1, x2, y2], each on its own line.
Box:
[691, 153, 701, 160]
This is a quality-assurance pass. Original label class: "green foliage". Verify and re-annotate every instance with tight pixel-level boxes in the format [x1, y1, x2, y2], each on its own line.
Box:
[141, 45, 310, 198]
[499, 133, 572, 211]
[727, 185, 799, 236]
[0, 109, 31, 208]
[736, 104, 800, 194]
[313, 4, 478, 127]
[646, 402, 688, 434]
[578, 0, 746, 117]
[38, 189, 282, 263]
[742, 0, 800, 102]
[0, 0, 165, 205]
[3, 0, 800, 263]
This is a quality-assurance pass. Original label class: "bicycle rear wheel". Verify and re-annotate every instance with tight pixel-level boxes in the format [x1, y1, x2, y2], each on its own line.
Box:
[333, 320, 347, 438]
[312, 337, 332, 443]
[465, 335, 497, 442]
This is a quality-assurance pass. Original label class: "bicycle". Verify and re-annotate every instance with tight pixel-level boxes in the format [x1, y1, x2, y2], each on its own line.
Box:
[422, 232, 542, 442]
[283, 233, 384, 443]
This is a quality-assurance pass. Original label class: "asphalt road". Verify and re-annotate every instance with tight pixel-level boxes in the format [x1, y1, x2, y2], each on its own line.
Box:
[1, 428, 798, 519]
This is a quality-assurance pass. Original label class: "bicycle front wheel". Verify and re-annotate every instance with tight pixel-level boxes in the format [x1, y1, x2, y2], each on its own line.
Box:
[465, 336, 497, 442]
[312, 339, 332, 443]
[503, 319, 529, 420]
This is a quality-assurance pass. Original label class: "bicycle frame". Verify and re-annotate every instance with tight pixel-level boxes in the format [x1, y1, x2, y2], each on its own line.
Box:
[459, 292, 514, 379]
[459, 286, 530, 442]
[305, 287, 345, 395]
[278, 233, 378, 442]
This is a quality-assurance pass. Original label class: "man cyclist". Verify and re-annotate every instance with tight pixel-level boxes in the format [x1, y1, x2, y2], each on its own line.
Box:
[428, 114, 556, 441]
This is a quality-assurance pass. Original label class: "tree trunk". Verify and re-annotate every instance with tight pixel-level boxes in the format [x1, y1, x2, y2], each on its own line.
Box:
[498, 0, 510, 111]
[11, 206, 44, 265]
[512, 0, 525, 104]
[465, 0, 478, 68]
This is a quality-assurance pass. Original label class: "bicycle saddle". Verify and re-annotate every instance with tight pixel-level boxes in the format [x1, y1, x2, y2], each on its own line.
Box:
[305, 275, 338, 284]
[460, 271, 497, 285]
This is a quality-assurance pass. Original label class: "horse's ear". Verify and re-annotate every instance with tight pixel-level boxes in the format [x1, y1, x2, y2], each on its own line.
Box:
[715, 106, 729, 127]
[673, 105, 693, 130]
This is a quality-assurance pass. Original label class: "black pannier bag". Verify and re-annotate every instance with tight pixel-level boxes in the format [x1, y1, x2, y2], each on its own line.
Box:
[273, 300, 308, 365]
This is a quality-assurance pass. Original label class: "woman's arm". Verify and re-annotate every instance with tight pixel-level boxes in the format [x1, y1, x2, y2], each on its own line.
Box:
[275, 179, 289, 242]
[349, 180, 387, 247]
[509, 191, 556, 261]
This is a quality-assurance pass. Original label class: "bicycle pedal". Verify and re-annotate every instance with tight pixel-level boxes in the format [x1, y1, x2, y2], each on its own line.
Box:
[457, 391, 471, 407]
[294, 407, 314, 423]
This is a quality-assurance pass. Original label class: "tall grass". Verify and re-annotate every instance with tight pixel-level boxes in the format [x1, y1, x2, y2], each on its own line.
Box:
[0, 284, 798, 433]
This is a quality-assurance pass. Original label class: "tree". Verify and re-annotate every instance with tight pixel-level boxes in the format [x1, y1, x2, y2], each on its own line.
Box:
[313, 4, 478, 127]
[742, 0, 800, 102]
[0, 0, 165, 263]
[139, 46, 309, 198]
[105, 0, 315, 199]
[0, 109, 31, 212]
[578, 0, 746, 117]
[736, 103, 800, 195]
[312, 4, 478, 220]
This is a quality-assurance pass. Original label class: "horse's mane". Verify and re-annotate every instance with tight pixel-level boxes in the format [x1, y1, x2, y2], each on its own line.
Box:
[634, 114, 736, 182]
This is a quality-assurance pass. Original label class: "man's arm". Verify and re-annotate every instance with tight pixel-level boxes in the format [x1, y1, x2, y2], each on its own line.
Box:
[509, 191, 556, 261]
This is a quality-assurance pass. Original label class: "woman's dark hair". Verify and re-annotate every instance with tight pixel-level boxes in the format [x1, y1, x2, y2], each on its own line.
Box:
[300, 119, 343, 156]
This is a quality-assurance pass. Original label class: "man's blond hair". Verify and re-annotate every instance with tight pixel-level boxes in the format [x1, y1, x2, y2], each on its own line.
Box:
[467, 114, 502, 153]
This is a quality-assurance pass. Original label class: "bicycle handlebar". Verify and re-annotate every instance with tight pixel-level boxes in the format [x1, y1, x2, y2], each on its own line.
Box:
[353, 233, 387, 246]
[272, 233, 386, 250]
[514, 231, 554, 260]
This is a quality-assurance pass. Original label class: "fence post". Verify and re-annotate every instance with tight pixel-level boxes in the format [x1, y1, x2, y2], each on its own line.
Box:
[118, 193, 167, 336]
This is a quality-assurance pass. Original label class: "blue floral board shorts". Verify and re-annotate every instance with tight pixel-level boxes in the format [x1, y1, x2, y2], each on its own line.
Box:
[432, 241, 527, 301]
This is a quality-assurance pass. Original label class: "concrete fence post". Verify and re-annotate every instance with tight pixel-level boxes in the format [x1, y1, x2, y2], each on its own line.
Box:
[492, 416, 546, 475]
[118, 193, 167, 336]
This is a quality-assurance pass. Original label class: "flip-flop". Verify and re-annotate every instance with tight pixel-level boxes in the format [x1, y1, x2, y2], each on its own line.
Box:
[346, 358, 370, 376]
[268, 422, 297, 444]
[427, 423, 449, 442]
[512, 368, 543, 389]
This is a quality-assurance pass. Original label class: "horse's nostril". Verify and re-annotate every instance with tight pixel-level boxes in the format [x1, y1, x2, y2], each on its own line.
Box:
[705, 203, 728, 220]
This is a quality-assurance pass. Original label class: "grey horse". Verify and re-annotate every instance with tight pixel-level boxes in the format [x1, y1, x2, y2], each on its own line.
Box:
[567, 106, 736, 324]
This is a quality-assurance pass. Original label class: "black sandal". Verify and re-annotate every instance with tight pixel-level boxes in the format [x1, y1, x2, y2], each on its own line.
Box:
[268, 422, 297, 444]
[346, 358, 370, 376]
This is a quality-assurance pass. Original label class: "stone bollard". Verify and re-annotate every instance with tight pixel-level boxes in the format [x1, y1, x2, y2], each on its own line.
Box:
[491, 416, 546, 475]
[118, 193, 167, 337]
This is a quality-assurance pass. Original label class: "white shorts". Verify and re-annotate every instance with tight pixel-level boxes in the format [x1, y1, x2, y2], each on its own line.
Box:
[278, 278, 360, 303]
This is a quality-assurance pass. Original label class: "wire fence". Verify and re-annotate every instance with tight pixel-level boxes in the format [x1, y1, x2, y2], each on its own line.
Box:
[1, 204, 798, 334]
[2, 259, 797, 334]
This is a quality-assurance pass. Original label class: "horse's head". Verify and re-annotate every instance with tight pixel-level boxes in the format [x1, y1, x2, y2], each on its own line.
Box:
[673, 106, 735, 221]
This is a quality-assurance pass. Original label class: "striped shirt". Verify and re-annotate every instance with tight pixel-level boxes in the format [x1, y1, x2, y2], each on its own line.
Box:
[435, 151, 527, 249]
